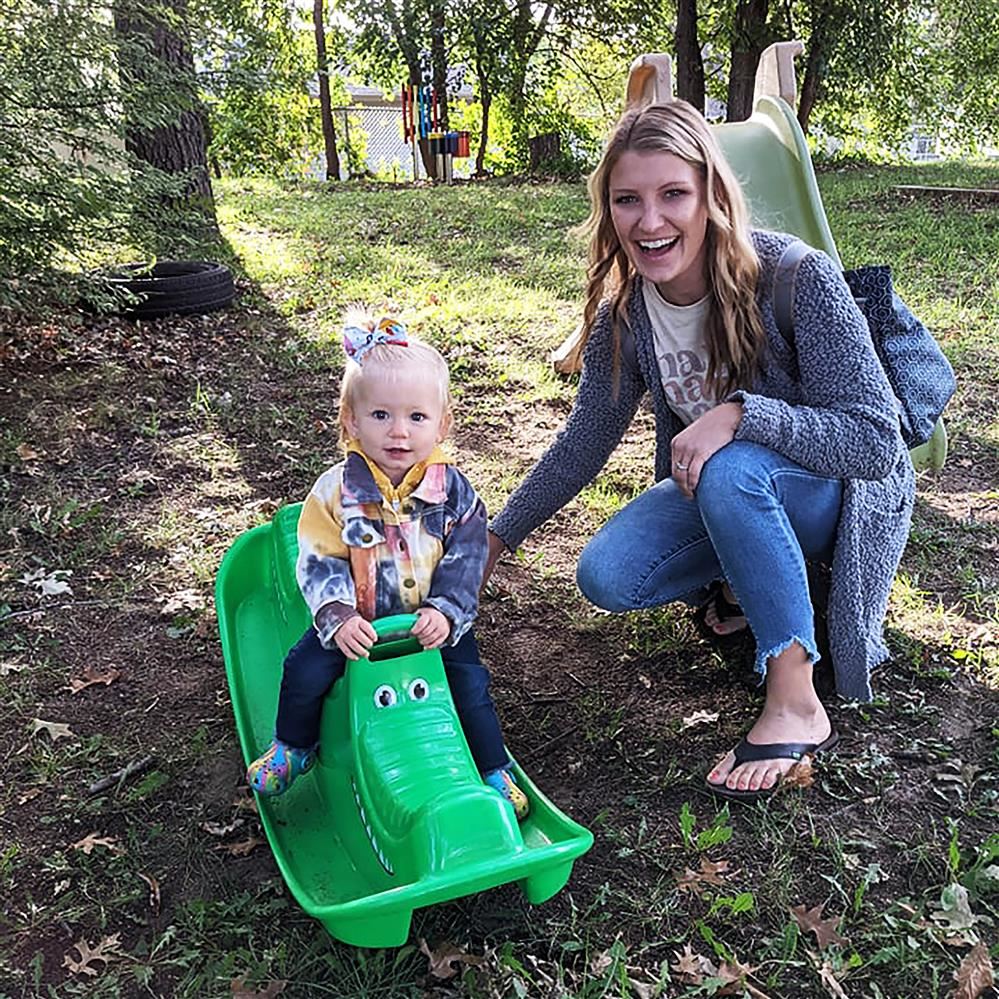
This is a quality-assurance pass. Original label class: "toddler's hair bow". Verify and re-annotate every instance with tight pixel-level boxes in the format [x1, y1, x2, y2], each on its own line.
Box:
[343, 317, 408, 363]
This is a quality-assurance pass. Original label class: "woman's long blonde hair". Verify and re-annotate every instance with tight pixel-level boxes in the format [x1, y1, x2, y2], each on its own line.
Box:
[577, 100, 765, 398]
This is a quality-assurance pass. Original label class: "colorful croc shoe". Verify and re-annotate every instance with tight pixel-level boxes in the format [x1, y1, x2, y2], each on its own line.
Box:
[484, 766, 530, 820]
[246, 739, 317, 796]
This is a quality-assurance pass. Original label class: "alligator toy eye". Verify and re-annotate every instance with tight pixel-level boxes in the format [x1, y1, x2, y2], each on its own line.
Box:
[407, 678, 429, 701]
[373, 684, 397, 708]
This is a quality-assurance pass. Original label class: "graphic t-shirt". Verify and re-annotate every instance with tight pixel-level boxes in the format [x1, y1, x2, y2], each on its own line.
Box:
[642, 281, 718, 425]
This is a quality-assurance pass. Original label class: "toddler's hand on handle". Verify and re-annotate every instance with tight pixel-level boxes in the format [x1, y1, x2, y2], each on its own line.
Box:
[671, 401, 744, 499]
[334, 615, 378, 659]
[411, 607, 450, 649]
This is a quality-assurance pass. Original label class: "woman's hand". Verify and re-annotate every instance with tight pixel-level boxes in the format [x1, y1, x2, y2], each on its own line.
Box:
[481, 531, 507, 591]
[671, 401, 744, 498]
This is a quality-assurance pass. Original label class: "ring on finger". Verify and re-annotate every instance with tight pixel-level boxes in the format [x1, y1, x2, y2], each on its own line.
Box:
[675, 461, 689, 470]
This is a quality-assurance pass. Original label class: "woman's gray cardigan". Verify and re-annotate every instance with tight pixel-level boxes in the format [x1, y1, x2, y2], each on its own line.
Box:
[491, 230, 915, 702]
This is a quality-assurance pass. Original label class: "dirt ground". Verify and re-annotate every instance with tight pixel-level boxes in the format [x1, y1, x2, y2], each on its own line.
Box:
[2, 294, 997, 997]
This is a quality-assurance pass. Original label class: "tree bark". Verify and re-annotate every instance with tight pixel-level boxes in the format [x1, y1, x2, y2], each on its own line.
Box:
[726, 0, 770, 122]
[113, 0, 217, 231]
[509, 0, 554, 163]
[675, 0, 706, 113]
[313, 0, 341, 181]
[476, 88, 492, 176]
[429, 0, 449, 130]
[797, 16, 828, 132]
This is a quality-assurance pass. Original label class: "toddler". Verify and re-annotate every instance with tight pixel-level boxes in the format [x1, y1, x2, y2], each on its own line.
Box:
[246, 314, 528, 819]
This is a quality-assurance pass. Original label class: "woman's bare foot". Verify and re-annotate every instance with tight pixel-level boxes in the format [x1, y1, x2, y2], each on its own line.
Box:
[704, 581, 747, 636]
[707, 643, 831, 794]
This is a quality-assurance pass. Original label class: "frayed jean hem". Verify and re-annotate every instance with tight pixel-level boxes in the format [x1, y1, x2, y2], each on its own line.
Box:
[754, 635, 821, 683]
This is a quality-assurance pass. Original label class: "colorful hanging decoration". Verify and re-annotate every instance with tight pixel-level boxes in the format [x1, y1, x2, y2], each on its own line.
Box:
[401, 82, 471, 182]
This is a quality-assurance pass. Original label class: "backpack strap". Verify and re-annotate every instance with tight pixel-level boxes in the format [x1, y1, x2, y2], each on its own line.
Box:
[773, 239, 813, 347]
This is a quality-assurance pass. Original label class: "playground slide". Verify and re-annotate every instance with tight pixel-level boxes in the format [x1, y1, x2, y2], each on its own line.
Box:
[714, 96, 947, 471]
[216, 503, 593, 948]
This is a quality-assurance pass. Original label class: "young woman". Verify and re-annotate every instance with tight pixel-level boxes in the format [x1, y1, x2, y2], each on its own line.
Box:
[484, 101, 914, 800]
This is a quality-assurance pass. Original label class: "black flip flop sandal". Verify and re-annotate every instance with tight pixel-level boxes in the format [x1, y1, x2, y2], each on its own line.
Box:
[695, 580, 748, 638]
[706, 731, 840, 801]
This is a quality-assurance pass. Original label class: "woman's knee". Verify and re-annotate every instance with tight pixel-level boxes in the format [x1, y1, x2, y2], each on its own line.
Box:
[697, 442, 774, 516]
[577, 537, 633, 612]
[699, 441, 767, 489]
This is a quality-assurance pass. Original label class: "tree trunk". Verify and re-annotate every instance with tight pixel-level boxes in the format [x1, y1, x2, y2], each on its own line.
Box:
[675, 0, 706, 113]
[476, 89, 492, 176]
[797, 20, 828, 132]
[313, 0, 341, 181]
[113, 0, 217, 232]
[429, 0, 449, 131]
[726, 0, 770, 122]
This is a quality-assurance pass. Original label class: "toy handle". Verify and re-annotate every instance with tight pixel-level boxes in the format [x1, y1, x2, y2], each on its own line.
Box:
[372, 613, 419, 643]
[360, 613, 424, 662]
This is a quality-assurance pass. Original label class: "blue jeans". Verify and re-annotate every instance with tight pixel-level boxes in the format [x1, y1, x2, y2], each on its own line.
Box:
[275, 626, 509, 774]
[576, 441, 843, 679]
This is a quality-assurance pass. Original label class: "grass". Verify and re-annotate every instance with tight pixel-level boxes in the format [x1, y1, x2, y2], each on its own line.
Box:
[1, 158, 998, 997]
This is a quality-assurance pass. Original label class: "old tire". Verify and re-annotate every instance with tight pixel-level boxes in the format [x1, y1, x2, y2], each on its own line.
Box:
[108, 261, 235, 319]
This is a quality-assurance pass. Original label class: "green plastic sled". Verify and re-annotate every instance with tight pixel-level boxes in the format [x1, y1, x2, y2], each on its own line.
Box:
[713, 95, 949, 472]
[216, 503, 593, 949]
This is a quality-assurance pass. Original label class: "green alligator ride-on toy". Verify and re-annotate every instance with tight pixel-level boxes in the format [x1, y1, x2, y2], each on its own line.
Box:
[216, 503, 593, 948]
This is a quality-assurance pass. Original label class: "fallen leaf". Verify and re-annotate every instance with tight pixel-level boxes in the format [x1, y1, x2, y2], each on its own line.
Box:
[68, 665, 122, 694]
[231, 977, 287, 998]
[16, 443, 42, 461]
[950, 942, 994, 999]
[202, 819, 244, 837]
[31, 718, 75, 741]
[20, 567, 72, 598]
[699, 858, 732, 883]
[677, 857, 733, 894]
[138, 872, 161, 917]
[71, 832, 123, 855]
[158, 588, 205, 616]
[931, 884, 979, 932]
[790, 902, 847, 949]
[781, 757, 815, 789]
[418, 937, 485, 979]
[716, 958, 765, 996]
[681, 709, 719, 731]
[817, 960, 849, 999]
[671, 944, 714, 984]
[590, 949, 613, 975]
[218, 836, 266, 856]
[233, 794, 259, 815]
[0, 661, 29, 676]
[62, 934, 123, 977]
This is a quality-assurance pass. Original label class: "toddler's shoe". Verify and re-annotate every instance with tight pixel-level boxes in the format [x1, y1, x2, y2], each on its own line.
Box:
[246, 739, 317, 796]
[484, 766, 530, 820]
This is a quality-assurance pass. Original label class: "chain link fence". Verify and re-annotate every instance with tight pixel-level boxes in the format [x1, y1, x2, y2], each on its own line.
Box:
[330, 105, 473, 182]
[333, 106, 410, 180]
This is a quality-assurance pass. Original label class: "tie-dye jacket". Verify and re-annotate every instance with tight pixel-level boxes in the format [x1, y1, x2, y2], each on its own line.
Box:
[296, 443, 488, 648]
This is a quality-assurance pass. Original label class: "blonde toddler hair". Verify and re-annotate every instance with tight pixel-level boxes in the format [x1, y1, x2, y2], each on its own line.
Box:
[338, 312, 452, 445]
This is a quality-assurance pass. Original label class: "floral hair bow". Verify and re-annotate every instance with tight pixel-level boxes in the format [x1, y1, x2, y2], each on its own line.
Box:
[343, 317, 408, 363]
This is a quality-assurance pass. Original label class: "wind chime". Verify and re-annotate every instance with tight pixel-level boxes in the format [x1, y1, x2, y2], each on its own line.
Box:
[401, 82, 471, 182]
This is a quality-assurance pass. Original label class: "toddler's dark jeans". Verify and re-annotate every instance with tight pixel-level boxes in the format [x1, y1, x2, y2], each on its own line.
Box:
[275, 625, 509, 774]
